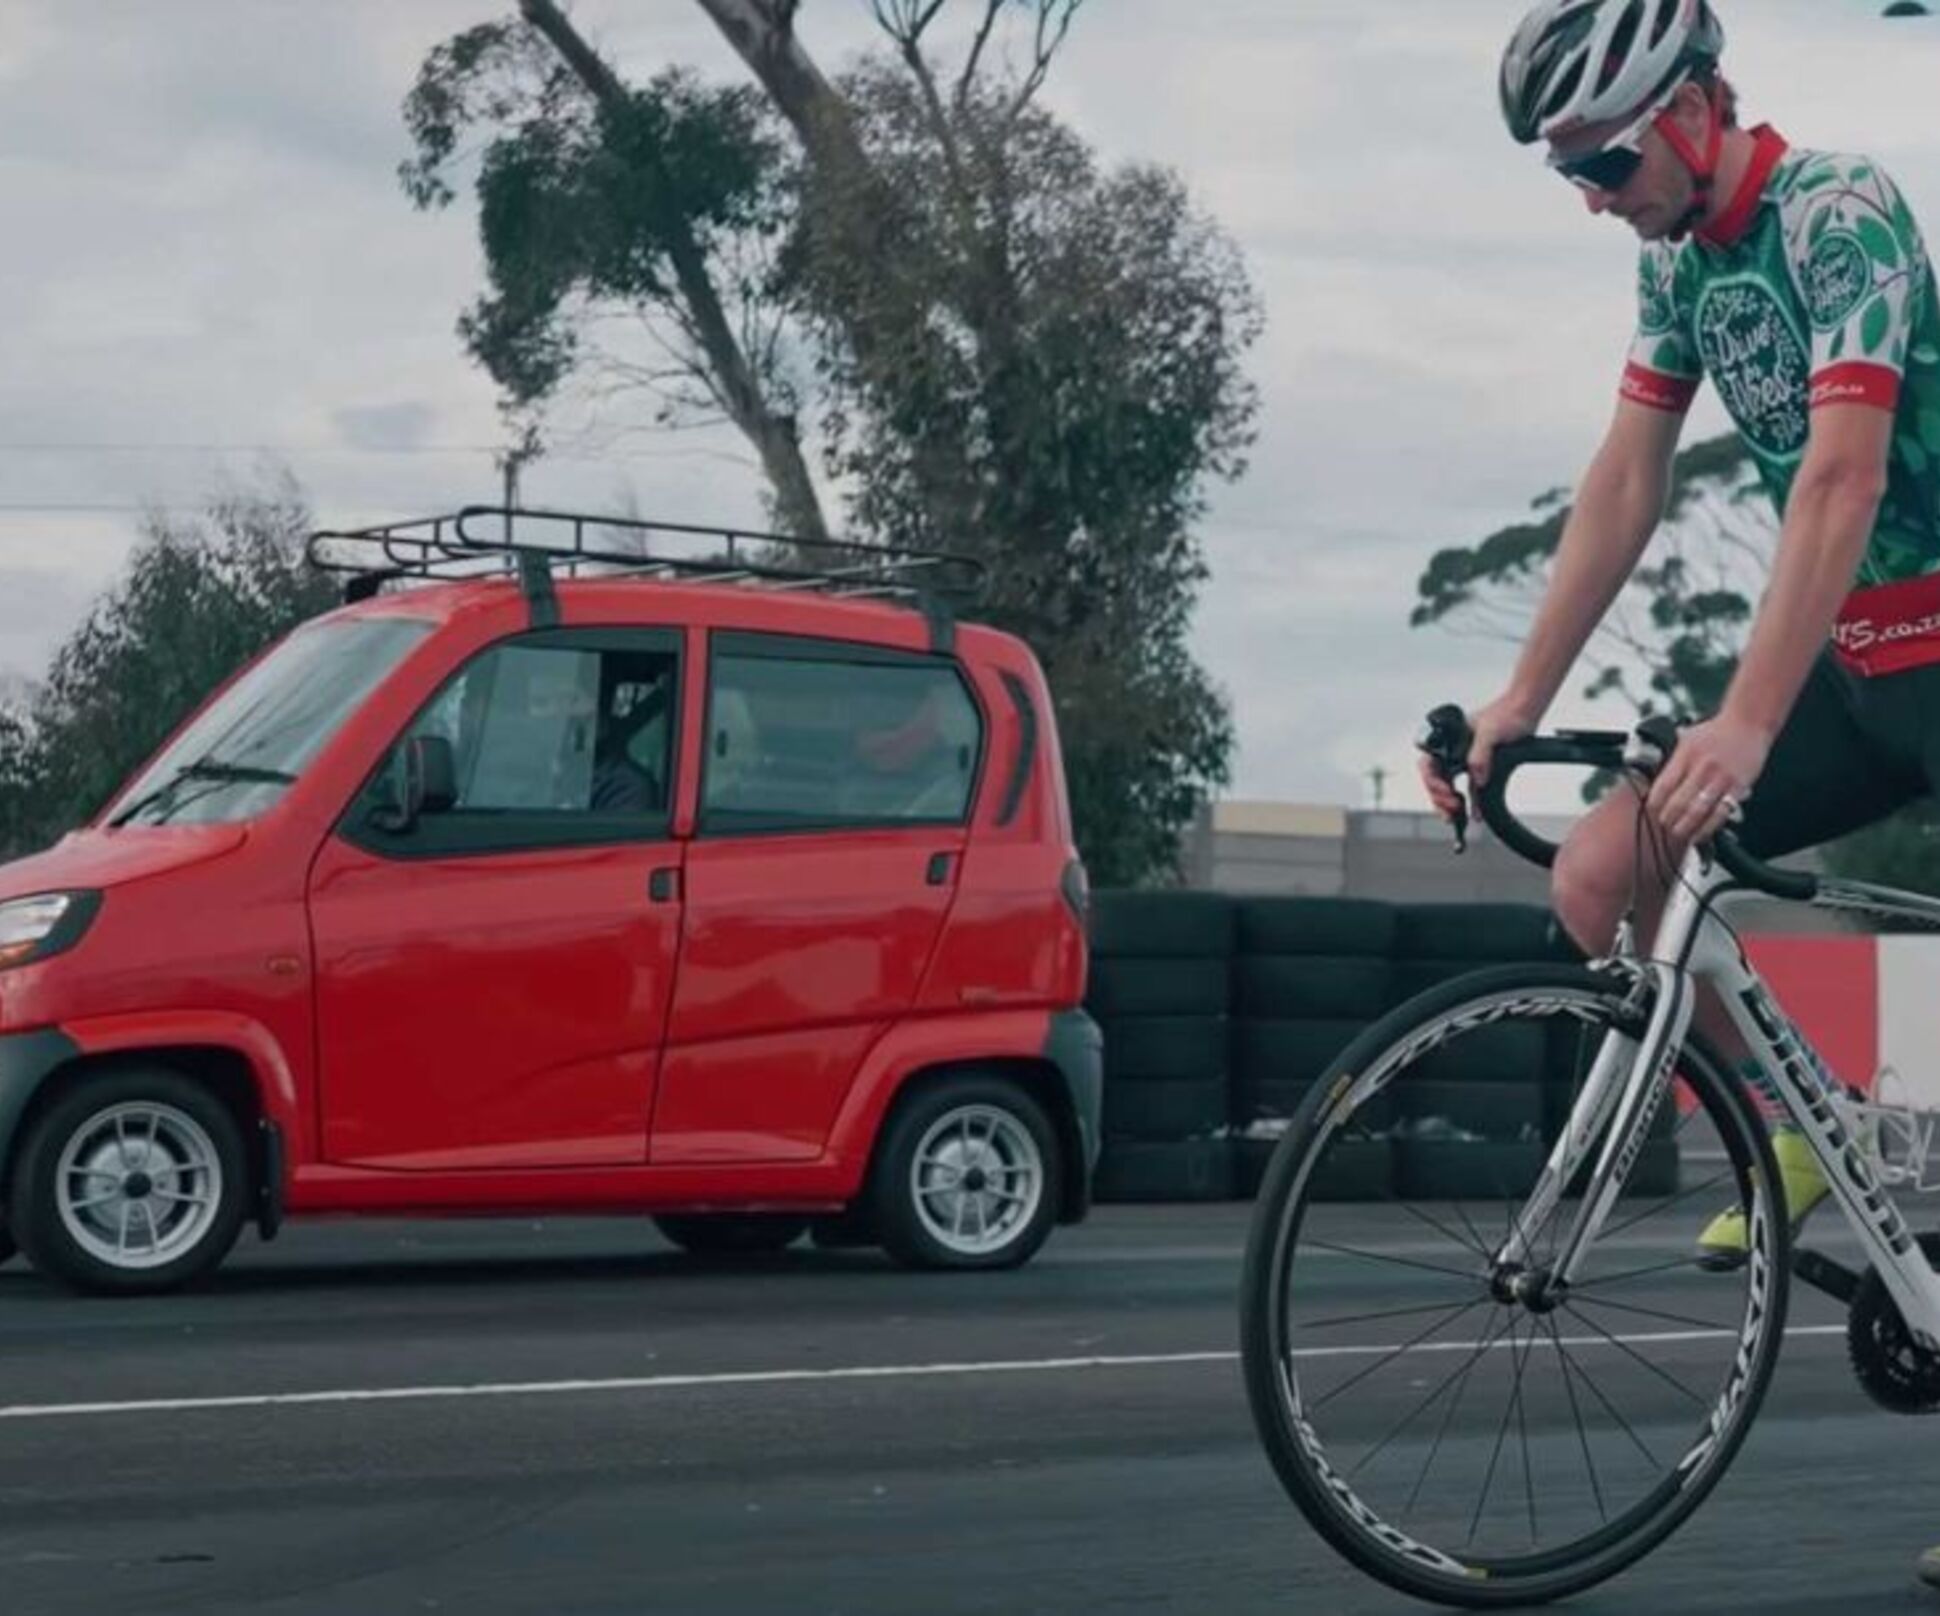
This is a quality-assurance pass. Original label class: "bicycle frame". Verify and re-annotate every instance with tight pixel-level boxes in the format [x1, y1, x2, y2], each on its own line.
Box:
[1500, 843, 1940, 1349]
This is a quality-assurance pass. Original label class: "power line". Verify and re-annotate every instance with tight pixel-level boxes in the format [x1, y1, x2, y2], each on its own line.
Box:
[0, 442, 501, 455]
[0, 441, 758, 465]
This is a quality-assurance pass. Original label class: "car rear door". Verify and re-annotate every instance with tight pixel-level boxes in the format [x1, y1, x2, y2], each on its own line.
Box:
[650, 630, 985, 1164]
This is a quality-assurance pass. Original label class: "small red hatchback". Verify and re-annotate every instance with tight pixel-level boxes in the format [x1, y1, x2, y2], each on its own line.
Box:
[0, 509, 1100, 1294]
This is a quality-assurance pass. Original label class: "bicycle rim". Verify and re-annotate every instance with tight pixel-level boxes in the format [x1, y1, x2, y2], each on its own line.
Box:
[1240, 964, 1789, 1608]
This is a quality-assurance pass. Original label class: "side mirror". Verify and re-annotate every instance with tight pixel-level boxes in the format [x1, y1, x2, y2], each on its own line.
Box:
[371, 734, 458, 833]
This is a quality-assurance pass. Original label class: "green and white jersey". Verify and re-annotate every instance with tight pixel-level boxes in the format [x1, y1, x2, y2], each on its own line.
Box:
[1622, 126, 1940, 589]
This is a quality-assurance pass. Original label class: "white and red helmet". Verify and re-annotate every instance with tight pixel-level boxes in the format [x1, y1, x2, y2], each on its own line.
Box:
[1500, 0, 1726, 145]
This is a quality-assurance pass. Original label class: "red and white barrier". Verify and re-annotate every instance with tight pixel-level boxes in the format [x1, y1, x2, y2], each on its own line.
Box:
[1743, 934, 1940, 1107]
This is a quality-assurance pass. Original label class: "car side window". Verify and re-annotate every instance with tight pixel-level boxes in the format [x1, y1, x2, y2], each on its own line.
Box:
[356, 632, 679, 855]
[702, 644, 981, 831]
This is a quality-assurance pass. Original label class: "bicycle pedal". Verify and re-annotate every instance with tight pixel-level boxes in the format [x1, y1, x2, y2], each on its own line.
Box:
[1792, 1246, 1860, 1306]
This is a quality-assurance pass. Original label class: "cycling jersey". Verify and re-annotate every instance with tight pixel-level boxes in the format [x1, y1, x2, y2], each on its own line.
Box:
[1620, 126, 1940, 676]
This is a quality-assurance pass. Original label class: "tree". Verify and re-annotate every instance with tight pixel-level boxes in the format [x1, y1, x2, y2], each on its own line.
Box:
[408, 1, 1258, 886]
[0, 702, 35, 861]
[783, 53, 1256, 884]
[401, 1, 830, 540]
[0, 481, 337, 860]
[698, 2, 1257, 884]
[1413, 433, 1940, 896]
[1414, 431, 1770, 724]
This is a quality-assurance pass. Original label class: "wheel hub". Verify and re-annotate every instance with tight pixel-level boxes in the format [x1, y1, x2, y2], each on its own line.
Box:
[53, 1101, 224, 1271]
[1489, 1262, 1567, 1314]
[910, 1104, 1044, 1257]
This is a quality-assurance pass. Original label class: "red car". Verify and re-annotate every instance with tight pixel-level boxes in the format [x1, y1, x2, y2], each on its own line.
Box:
[0, 510, 1100, 1294]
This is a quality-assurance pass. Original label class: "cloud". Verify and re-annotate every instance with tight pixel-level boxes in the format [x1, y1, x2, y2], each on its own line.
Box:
[3, 0, 1939, 820]
[332, 403, 439, 454]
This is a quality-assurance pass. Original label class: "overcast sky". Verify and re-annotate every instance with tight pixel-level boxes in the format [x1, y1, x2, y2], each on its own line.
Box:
[3, 0, 1937, 813]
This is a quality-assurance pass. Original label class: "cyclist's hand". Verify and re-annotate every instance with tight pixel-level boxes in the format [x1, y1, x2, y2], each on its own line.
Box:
[1647, 714, 1769, 844]
[1416, 697, 1537, 823]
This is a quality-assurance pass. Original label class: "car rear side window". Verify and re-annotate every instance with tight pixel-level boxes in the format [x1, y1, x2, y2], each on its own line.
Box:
[703, 642, 982, 832]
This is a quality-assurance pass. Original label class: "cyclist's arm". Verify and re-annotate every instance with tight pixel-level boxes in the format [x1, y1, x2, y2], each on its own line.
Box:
[1499, 398, 1683, 724]
[1721, 155, 1915, 738]
[1723, 405, 1890, 739]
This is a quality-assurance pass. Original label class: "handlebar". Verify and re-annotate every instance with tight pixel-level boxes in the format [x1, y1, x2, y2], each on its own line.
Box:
[1416, 704, 1819, 905]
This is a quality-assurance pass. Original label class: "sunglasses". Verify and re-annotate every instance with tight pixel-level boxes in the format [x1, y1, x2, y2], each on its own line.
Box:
[1546, 87, 1677, 194]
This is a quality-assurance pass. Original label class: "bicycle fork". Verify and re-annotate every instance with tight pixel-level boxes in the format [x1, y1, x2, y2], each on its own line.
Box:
[1491, 960, 1692, 1303]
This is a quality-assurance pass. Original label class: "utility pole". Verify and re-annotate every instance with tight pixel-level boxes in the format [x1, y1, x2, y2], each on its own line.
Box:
[493, 424, 544, 546]
[1368, 765, 1387, 811]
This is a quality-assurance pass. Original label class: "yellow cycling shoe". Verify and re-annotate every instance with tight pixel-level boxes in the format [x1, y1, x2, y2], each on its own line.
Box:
[1693, 1128, 1831, 1272]
[1917, 1542, 1940, 1589]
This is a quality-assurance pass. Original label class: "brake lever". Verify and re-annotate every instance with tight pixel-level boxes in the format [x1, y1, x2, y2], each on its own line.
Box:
[1416, 703, 1472, 854]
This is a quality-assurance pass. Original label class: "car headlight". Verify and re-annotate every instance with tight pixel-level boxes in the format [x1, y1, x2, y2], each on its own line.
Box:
[0, 891, 101, 971]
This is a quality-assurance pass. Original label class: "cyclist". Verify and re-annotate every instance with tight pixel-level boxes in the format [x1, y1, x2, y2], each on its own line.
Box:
[1424, 3, 1940, 1579]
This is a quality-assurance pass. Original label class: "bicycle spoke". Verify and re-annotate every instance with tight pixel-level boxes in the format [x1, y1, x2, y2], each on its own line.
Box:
[1451, 1199, 1494, 1263]
[1571, 1254, 1712, 1292]
[1398, 1199, 1492, 1260]
[1597, 1166, 1737, 1243]
[1304, 1240, 1485, 1284]
[1343, 1301, 1510, 1483]
[1514, 1320, 1539, 1545]
[1561, 1301, 1708, 1405]
[1311, 1294, 1493, 1414]
[1553, 1327, 1663, 1471]
[1468, 1316, 1528, 1546]
[1568, 1291, 1738, 1339]
[1544, 1312, 1608, 1524]
[1401, 1307, 1522, 1517]
[1306, 1296, 1506, 1331]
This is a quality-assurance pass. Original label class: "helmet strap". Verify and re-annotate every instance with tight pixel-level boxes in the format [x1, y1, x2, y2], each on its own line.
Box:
[1652, 82, 1724, 241]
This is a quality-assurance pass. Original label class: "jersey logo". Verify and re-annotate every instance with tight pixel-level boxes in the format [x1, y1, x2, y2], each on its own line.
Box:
[1694, 277, 1810, 460]
[1804, 231, 1873, 332]
[1638, 253, 1679, 337]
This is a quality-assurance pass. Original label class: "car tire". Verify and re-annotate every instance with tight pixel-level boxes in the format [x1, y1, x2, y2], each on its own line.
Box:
[9, 1066, 250, 1296]
[0, 1223, 16, 1269]
[652, 1213, 810, 1256]
[871, 1076, 1062, 1272]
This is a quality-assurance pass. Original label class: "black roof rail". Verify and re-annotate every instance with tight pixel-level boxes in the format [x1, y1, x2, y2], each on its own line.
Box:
[305, 506, 988, 648]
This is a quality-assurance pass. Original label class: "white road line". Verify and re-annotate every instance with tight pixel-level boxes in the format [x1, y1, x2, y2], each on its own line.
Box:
[0, 1325, 1849, 1424]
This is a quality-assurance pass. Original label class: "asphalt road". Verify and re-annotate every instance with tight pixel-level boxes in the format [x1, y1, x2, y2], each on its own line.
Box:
[2, 1201, 1938, 1616]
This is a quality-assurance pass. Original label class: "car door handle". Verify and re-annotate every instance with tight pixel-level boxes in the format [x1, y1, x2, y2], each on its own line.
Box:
[649, 866, 680, 902]
[926, 852, 954, 886]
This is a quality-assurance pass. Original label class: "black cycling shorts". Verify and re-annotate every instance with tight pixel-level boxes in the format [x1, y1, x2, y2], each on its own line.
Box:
[1735, 650, 1940, 858]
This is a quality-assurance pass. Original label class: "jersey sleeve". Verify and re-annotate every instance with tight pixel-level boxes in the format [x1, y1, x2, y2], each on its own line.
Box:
[1620, 245, 1701, 413]
[1788, 154, 1925, 412]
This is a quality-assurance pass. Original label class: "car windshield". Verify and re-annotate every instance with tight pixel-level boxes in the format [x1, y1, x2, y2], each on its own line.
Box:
[104, 616, 432, 828]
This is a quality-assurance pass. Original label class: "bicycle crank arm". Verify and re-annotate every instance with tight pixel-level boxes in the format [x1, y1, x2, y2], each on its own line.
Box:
[1792, 1246, 1861, 1306]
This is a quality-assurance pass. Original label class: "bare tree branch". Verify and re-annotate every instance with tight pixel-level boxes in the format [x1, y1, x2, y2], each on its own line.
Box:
[957, 0, 1004, 110]
[519, 0, 830, 539]
[1006, 0, 1083, 127]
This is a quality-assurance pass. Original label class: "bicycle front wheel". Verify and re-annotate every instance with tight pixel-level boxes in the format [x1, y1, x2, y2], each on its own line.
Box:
[1240, 963, 1789, 1608]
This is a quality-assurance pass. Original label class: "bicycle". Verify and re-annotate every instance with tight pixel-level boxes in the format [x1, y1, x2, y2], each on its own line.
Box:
[1239, 705, 1940, 1607]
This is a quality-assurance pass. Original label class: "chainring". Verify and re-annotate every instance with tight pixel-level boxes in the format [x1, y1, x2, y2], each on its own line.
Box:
[1848, 1231, 1940, 1414]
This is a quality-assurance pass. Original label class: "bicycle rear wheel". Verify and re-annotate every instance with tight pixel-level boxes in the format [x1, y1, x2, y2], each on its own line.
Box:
[1240, 963, 1788, 1608]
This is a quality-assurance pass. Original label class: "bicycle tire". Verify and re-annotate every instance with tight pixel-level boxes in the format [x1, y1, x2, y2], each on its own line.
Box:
[1240, 963, 1789, 1608]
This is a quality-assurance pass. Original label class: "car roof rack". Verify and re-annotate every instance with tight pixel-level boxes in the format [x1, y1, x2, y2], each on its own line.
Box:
[305, 505, 989, 651]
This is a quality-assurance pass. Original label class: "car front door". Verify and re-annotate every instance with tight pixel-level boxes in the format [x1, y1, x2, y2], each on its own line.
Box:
[651, 631, 984, 1164]
[309, 628, 685, 1171]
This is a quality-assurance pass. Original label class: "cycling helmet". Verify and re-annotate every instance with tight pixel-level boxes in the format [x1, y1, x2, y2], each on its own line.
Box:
[1500, 0, 1725, 145]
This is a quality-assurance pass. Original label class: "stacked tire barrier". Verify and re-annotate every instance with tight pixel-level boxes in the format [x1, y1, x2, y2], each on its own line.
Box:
[1229, 898, 1397, 1200]
[1386, 902, 1573, 1201]
[1085, 889, 1679, 1202]
[1086, 891, 1237, 1201]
